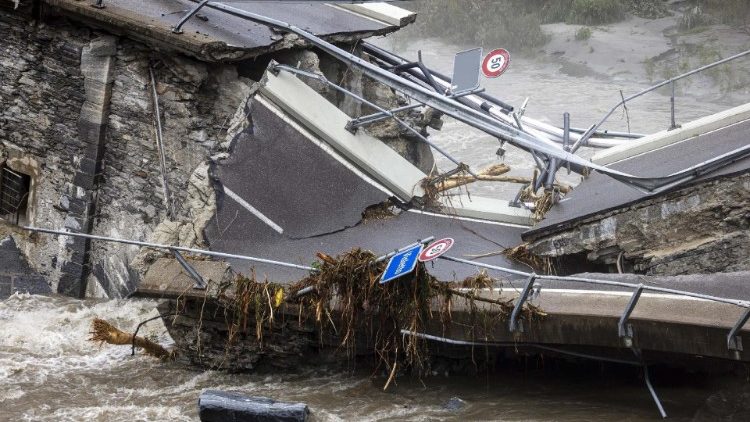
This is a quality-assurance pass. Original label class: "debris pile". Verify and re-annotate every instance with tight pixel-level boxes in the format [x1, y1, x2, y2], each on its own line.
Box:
[90, 248, 547, 382]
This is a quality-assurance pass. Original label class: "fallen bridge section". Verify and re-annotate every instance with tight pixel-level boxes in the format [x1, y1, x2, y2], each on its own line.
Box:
[524, 116, 750, 276]
[43, 0, 414, 62]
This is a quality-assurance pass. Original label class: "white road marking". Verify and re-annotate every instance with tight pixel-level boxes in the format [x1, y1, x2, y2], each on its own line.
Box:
[406, 209, 531, 228]
[223, 186, 284, 235]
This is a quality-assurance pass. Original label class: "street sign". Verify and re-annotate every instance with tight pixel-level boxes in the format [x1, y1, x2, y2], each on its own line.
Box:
[418, 238, 454, 262]
[450, 47, 482, 94]
[380, 244, 423, 284]
[481, 48, 511, 78]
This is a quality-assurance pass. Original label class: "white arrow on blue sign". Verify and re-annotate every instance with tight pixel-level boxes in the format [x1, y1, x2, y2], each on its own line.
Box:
[380, 244, 423, 284]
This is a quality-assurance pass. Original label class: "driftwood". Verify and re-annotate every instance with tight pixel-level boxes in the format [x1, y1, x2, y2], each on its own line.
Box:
[431, 164, 572, 193]
[89, 318, 174, 360]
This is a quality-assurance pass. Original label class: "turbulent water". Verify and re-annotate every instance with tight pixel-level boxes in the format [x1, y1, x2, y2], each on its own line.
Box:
[2, 34, 746, 421]
[0, 295, 715, 421]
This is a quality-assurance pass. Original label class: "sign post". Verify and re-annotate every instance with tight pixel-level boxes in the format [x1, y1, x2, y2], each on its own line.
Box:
[418, 238, 455, 263]
[481, 48, 511, 78]
[380, 243, 423, 284]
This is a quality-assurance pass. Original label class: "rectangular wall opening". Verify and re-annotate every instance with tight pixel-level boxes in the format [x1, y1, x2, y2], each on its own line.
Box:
[0, 164, 31, 225]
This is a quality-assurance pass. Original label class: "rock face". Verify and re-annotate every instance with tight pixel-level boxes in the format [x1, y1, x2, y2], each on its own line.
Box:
[526, 172, 750, 276]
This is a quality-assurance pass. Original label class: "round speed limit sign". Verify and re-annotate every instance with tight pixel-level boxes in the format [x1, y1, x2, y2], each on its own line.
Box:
[481, 48, 511, 78]
[418, 238, 455, 262]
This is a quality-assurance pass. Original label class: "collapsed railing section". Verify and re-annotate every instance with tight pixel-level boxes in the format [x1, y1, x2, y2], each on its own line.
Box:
[439, 255, 750, 355]
[176, 1, 750, 198]
[583, 48, 750, 146]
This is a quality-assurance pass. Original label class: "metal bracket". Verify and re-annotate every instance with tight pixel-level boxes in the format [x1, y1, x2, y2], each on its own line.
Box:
[618, 285, 644, 347]
[374, 236, 435, 264]
[509, 274, 537, 333]
[347, 88, 484, 133]
[727, 307, 750, 352]
[172, 0, 210, 34]
[171, 249, 207, 290]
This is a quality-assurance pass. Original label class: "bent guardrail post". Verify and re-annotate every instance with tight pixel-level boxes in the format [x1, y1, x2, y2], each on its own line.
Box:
[618, 285, 644, 347]
[346, 89, 483, 132]
[727, 307, 750, 353]
[171, 249, 207, 290]
[509, 274, 537, 333]
[172, 0, 211, 34]
[374, 236, 435, 264]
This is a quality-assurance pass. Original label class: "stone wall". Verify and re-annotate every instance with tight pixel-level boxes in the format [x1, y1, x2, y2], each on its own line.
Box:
[0, 10, 254, 298]
[87, 40, 254, 298]
[0, 11, 90, 293]
[527, 172, 750, 276]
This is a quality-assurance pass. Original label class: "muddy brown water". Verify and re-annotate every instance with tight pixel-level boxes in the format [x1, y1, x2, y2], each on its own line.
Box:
[2, 35, 746, 420]
[0, 295, 717, 421]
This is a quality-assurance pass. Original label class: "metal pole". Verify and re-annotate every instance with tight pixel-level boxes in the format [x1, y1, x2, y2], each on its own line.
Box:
[149, 65, 174, 219]
[171, 249, 207, 289]
[172, 0, 210, 34]
[24, 226, 317, 272]
[669, 80, 678, 130]
[273, 64, 479, 178]
[509, 274, 537, 332]
[618, 285, 644, 347]
[374, 236, 435, 263]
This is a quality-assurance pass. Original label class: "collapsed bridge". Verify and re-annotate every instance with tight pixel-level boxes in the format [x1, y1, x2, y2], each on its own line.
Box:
[3, 1, 750, 417]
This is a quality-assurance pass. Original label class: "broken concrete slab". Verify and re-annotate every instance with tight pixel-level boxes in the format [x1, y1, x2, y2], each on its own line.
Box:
[216, 95, 390, 239]
[198, 390, 309, 422]
[260, 68, 427, 201]
[140, 257, 231, 298]
[44, 0, 412, 63]
[593, 103, 750, 165]
[438, 194, 533, 226]
[526, 118, 750, 238]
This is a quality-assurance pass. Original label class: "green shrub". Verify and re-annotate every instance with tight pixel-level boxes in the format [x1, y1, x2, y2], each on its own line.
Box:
[568, 0, 625, 25]
[624, 0, 671, 19]
[679, 6, 713, 31]
[575, 26, 593, 40]
[408, 0, 550, 52]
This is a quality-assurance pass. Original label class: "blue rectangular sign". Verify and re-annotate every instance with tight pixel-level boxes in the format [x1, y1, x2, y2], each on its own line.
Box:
[380, 244, 423, 284]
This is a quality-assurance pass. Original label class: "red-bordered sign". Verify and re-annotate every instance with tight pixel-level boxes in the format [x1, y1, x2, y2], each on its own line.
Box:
[418, 238, 455, 262]
[481, 48, 511, 78]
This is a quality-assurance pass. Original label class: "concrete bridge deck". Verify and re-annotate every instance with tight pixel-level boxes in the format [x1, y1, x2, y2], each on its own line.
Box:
[524, 115, 750, 241]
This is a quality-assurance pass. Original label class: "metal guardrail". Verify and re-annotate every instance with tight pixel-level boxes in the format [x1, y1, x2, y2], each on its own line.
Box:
[580, 49, 750, 147]
[439, 255, 750, 354]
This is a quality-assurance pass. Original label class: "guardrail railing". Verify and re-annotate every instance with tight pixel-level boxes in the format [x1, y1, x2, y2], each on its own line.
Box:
[439, 255, 750, 354]
[579, 49, 750, 147]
